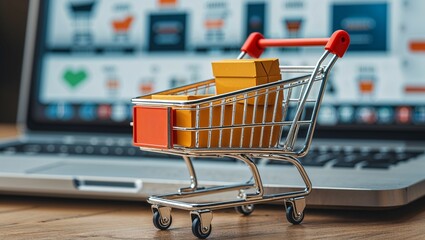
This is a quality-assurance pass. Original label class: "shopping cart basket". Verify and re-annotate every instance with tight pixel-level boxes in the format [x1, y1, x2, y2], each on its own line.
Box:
[132, 30, 350, 239]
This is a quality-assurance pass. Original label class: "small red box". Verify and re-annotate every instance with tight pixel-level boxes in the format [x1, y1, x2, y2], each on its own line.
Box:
[133, 106, 173, 149]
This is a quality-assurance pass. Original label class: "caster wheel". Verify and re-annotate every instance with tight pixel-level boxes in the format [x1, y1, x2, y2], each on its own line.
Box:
[153, 211, 172, 230]
[286, 205, 304, 225]
[235, 204, 255, 216]
[192, 216, 212, 239]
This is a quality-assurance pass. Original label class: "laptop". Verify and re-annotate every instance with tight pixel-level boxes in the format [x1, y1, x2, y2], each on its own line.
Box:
[0, 0, 424, 209]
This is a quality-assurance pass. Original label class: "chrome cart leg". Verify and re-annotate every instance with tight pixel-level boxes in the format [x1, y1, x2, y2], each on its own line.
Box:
[234, 189, 255, 215]
[231, 155, 263, 216]
[151, 205, 172, 230]
[179, 156, 203, 193]
[191, 210, 213, 239]
[273, 155, 312, 196]
[271, 155, 310, 224]
[284, 197, 306, 224]
[234, 155, 264, 199]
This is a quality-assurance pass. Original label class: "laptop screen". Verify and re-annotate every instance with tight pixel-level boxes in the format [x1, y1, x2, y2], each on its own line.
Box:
[27, 0, 425, 139]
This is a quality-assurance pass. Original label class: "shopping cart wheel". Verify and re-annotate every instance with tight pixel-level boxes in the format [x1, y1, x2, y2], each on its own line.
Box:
[152, 211, 172, 230]
[235, 204, 255, 216]
[285, 205, 304, 225]
[191, 211, 213, 239]
[192, 216, 212, 239]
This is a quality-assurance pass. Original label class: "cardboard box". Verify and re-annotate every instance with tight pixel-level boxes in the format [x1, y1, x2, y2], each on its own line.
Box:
[151, 94, 217, 148]
[212, 58, 282, 105]
[133, 106, 173, 149]
[150, 94, 283, 148]
[151, 95, 213, 101]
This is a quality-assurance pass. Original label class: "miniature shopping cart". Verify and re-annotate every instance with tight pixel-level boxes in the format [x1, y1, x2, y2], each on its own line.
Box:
[132, 30, 349, 239]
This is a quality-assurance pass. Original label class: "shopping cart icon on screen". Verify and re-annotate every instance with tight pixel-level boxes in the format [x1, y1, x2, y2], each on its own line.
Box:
[68, 0, 97, 46]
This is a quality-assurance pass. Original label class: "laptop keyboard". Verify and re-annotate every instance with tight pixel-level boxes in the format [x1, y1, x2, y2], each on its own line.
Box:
[0, 142, 173, 159]
[0, 142, 236, 162]
[268, 148, 424, 169]
[0, 142, 423, 169]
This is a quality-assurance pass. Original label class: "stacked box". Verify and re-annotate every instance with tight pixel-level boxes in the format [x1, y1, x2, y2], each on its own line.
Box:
[212, 58, 282, 105]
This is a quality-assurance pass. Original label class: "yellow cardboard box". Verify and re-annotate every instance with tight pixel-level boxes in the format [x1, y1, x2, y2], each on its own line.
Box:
[151, 94, 282, 148]
[212, 58, 282, 105]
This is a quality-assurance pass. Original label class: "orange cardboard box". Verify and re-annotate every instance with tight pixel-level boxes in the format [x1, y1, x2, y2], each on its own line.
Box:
[212, 58, 282, 105]
[151, 94, 217, 148]
[151, 95, 213, 101]
[151, 94, 282, 148]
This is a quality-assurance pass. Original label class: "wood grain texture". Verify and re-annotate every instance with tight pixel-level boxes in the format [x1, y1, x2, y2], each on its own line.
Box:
[0, 124, 19, 138]
[0, 195, 424, 240]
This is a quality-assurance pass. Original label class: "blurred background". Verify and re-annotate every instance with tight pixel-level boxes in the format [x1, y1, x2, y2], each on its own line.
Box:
[1, 0, 425, 130]
[0, 0, 28, 123]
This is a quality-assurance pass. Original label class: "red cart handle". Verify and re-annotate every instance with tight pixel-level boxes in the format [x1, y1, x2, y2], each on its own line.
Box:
[241, 30, 350, 58]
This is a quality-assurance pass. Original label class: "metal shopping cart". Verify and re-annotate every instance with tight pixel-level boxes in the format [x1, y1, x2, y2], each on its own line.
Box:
[131, 30, 350, 239]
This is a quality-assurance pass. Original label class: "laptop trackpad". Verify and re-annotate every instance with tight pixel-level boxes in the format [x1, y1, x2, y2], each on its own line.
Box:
[29, 161, 191, 180]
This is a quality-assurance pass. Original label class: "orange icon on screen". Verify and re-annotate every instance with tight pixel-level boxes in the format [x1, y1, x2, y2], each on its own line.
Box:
[204, 19, 224, 29]
[404, 85, 425, 93]
[158, 0, 177, 6]
[139, 82, 154, 94]
[359, 79, 374, 94]
[112, 16, 134, 32]
[409, 41, 425, 52]
[357, 66, 376, 97]
[285, 19, 303, 34]
[106, 79, 120, 90]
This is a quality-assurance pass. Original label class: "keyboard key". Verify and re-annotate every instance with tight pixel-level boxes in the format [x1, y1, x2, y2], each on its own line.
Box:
[45, 144, 56, 153]
[74, 145, 85, 154]
[126, 147, 137, 156]
[267, 159, 291, 165]
[99, 146, 110, 155]
[300, 153, 335, 166]
[398, 150, 424, 161]
[362, 162, 392, 169]
[59, 145, 69, 154]
[113, 147, 124, 155]
[23, 144, 42, 153]
[85, 146, 95, 154]
[361, 150, 424, 169]
[333, 155, 367, 168]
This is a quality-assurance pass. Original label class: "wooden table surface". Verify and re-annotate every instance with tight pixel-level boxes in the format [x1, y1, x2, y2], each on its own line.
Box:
[1, 124, 425, 239]
[0, 124, 20, 139]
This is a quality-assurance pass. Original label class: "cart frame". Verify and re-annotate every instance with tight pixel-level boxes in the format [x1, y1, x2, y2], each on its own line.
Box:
[132, 30, 350, 238]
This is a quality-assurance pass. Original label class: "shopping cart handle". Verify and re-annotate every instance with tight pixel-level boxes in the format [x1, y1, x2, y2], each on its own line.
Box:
[241, 30, 350, 58]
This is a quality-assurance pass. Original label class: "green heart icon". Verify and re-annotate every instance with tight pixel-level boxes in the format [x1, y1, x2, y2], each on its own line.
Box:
[63, 69, 88, 88]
